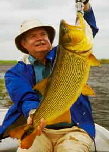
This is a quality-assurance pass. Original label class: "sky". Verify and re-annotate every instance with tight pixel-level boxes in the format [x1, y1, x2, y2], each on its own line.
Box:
[0, 0, 109, 60]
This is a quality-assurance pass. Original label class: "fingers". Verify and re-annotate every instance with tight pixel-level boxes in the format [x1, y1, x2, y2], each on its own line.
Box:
[40, 118, 46, 129]
[37, 126, 42, 136]
[37, 118, 46, 136]
[27, 116, 46, 136]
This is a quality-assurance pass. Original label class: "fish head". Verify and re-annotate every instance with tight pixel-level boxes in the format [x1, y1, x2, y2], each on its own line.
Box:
[59, 12, 93, 56]
[59, 19, 84, 47]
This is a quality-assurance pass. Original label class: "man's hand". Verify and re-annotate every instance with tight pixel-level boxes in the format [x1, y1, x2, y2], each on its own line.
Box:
[83, 1, 90, 11]
[76, 0, 89, 5]
[81, 0, 89, 5]
[75, 0, 90, 12]
[27, 110, 46, 135]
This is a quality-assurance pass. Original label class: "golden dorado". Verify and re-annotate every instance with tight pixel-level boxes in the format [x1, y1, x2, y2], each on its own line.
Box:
[9, 12, 100, 149]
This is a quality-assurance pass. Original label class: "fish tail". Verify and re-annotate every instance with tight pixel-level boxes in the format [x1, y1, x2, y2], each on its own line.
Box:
[20, 127, 39, 149]
[9, 124, 27, 139]
[9, 124, 32, 140]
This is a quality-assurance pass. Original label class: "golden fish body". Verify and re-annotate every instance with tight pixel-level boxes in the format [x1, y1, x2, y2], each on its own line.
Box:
[33, 12, 99, 127]
[10, 12, 100, 149]
[33, 46, 91, 127]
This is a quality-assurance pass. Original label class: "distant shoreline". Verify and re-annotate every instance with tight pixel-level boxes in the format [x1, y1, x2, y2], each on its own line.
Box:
[0, 65, 14, 73]
[0, 60, 17, 65]
[0, 59, 109, 65]
[98, 59, 109, 64]
[0, 61, 17, 73]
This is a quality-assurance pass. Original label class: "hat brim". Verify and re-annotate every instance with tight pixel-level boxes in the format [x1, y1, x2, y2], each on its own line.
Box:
[15, 26, 55, 54]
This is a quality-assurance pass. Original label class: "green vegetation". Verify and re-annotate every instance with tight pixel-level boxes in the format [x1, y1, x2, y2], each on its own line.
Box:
[99, 59, 109, 64]
[0, 79, 6, 101]
[0, 60, 17, 65]
[0, 79, 5, 96]
[0, 79, 12, 107]
[0, 59, 109, 65]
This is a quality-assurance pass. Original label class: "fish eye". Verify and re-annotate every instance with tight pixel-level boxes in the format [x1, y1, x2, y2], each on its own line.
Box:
[63, 27, 67, 32]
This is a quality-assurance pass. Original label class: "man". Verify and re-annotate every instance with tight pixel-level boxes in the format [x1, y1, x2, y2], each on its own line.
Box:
[0, 0, 99, 151]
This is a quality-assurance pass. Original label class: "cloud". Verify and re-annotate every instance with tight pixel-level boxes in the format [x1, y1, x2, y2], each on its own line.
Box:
[0, 40, 22, 60]
[0, 0, 109, 59]
[0, 0, 73, 12]
[0, 1, 12, 10]
[10, 0, 71, 10]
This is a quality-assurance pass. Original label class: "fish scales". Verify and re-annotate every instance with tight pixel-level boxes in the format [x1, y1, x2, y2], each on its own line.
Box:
[33, 47, 90, 127]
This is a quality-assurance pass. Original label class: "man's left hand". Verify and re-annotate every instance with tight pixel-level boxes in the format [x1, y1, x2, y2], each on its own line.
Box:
[76, 0, 89, 5]
[27, 113, 46, 136]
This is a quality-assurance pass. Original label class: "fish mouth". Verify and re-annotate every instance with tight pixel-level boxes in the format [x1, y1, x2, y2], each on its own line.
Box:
[60, 19, 84, 46]
[60, 12, 93, 56]
[60, 19, 79, 30]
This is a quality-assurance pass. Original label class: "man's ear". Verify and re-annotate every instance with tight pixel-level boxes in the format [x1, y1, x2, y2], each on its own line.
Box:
[21, 39, 26, 48]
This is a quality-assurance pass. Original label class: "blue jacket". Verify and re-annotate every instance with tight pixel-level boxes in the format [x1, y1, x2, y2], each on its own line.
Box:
[0, 7, 99, 140]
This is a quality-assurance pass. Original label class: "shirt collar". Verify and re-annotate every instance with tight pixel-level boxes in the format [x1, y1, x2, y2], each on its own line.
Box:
[28, 55, 37, 65]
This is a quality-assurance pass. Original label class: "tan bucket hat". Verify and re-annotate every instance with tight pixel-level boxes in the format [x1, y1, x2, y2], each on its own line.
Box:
[15, 19, 55, 54]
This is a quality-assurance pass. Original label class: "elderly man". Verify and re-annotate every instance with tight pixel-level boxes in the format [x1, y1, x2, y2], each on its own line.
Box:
[0, 0, 99, 151]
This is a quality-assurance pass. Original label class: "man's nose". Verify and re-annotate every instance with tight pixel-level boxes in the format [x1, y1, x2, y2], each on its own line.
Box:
[35, 35, 43, 40]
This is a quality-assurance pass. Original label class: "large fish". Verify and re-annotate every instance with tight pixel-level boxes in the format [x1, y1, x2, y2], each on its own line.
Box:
[10, 12, 100, 149]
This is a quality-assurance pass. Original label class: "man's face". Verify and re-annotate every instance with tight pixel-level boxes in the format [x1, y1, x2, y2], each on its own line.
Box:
[21, 27, 52, 58]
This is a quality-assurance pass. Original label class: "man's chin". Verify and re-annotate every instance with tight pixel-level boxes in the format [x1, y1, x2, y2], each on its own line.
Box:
[34, 49, 49, 55]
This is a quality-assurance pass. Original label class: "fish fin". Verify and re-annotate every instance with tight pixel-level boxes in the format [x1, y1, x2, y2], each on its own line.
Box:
[9, 124, 27, 139]
[88, 54, 101, 67]
[48, 110, 71, 125]
[20, 128, 39, 149]
[82, 84, 95, 96]
[33, 77, 50, 95]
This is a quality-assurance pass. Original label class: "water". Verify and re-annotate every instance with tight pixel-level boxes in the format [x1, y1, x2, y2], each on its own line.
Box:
[88, 64, 109, 130]
[0, 65, 13, 108]
[0, 73, 4, 79]
[0, 64, 109, 130]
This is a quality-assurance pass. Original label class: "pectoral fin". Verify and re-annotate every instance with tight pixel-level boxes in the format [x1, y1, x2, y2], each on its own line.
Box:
[88, 53, 101, 67]
[82, 84, 95, 96]
[20, 128, 39, 149]
[33, 77, 50, 95]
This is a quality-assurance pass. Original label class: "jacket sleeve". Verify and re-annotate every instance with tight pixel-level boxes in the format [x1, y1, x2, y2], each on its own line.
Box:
[84, 7, 99, 37]
[4, 61, 40, 118]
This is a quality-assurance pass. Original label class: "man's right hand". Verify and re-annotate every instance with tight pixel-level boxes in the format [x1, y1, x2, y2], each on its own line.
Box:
[76, 0, 89, 5]
[81, 0, 89, 5]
